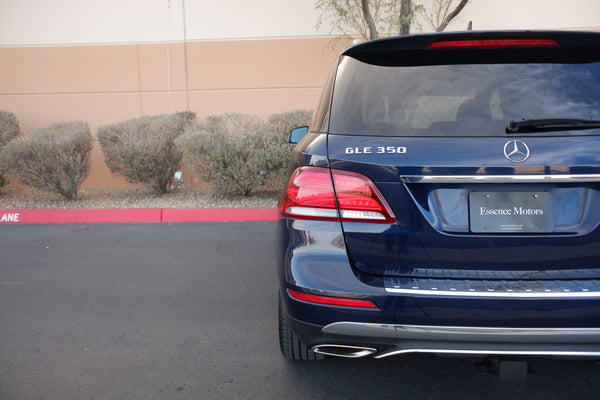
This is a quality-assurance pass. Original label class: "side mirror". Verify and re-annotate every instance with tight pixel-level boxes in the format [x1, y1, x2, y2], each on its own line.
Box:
[289, 126, 309, 144]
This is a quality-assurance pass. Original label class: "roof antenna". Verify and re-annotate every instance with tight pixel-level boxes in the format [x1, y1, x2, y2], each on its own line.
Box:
[467, 21, 473, 31]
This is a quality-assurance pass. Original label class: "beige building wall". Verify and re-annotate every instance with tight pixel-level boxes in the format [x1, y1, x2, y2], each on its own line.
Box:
[0, 38, 346, 187]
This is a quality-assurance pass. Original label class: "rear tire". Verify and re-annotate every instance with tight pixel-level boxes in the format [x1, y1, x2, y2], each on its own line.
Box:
[278, 294, 324, 361]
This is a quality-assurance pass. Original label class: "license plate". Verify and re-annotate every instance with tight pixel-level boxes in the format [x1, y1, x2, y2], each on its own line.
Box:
[469, 192, 554, 233]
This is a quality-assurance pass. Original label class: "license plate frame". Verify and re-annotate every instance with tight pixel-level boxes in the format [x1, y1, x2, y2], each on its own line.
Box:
[469, 192, 554, 233]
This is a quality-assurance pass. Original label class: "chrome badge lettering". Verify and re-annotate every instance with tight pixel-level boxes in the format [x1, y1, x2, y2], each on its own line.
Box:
[345, 146, 407, 155]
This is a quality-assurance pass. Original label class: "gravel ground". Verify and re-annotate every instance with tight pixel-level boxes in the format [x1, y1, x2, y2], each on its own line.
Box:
[0, 185, 280, 209]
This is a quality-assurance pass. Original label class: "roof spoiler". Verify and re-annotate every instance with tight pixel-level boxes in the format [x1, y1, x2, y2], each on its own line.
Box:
[342, 30, 600, 66]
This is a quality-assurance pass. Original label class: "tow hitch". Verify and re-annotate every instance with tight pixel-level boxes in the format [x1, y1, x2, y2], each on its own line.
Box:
[475, 356, 535, 383]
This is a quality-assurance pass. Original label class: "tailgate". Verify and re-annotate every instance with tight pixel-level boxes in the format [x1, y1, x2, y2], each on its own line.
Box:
[328, 134, 600, 279]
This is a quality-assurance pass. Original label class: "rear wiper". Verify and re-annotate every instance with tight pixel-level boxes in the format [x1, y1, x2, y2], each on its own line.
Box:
[506, 118, 600, 134]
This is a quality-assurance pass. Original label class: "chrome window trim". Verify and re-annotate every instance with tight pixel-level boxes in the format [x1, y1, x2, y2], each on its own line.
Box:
[400, 174, 600, 183]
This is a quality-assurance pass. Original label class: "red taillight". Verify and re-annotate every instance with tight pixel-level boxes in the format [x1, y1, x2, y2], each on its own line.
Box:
[288, 289, 378, 310]
[278, 166, 395, 223]
[426, 38, 560, 50]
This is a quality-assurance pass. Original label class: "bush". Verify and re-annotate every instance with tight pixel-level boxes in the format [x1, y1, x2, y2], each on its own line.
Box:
[178, 114, 263, 196]
[264, 109, 314, 143]
[263, 110, 314, 187]
[0, 121, 92, 200]
[97, 111, 196, 194]
[178, 111, 313, 197]
[0, 110, 22, 188]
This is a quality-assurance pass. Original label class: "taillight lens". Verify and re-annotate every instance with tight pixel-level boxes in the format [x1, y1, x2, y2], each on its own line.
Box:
[278, 166, 396, 223]
[426, 38, 559, 50]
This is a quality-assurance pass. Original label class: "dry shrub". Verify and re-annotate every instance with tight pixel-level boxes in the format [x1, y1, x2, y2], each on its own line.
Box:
[264, 109, 314, 142]
[178, 111, 313, 197]
[178, 114, 264, 196]
[0, 121, 92, 200]
[97, 111, 196, 194]
[0, 110, 22, 188]
[263, 110, 314, 186]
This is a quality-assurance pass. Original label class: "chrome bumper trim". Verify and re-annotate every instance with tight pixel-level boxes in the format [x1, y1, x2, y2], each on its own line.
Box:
[322, 322, 600, 358]
[384, 277, 600, 298]
[375, 348, 600, 359]
[322, 323, 600, 341]
[401, 174, 600, 183]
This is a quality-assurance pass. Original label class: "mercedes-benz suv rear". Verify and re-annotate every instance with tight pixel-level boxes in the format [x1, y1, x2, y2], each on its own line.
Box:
[278, 31, 600, 361]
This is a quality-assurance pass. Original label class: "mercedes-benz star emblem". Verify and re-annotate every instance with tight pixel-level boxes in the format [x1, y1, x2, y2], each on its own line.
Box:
[503, 140, 530, 163]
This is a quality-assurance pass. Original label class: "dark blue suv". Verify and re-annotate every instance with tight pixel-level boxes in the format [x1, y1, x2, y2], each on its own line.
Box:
[277, 31, 600, 361]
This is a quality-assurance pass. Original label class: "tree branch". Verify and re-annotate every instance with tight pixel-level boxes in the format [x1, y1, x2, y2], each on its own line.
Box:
[399, 0, 413, 36]
[360, 0, 378, 40]
[436, 0, 469, 32]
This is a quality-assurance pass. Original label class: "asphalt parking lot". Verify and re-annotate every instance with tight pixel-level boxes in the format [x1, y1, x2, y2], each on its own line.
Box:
[1, 222, 599, 399]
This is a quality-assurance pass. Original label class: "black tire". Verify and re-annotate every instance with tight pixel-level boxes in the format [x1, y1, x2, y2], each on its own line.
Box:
[278, 295, 324, 361]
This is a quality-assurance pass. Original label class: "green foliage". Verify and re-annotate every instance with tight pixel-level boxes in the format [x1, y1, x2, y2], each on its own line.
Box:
[315, 0, 469, 39]
[263, 110, 314, 187]
[264, 109, 314, 143]
[0, 110, 21, 147]
[0, 110, 21, 188]
[0, 121, 92, 200]
[419, 0, 470, 32]
[97, 111, 196, 194]
[315, 0, 410, 40]
[178, 111, 313, 197]
[178, 114, 265, 197]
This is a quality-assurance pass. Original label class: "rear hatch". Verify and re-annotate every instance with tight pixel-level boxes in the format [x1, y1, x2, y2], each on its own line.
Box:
[327, 32, 600, 280]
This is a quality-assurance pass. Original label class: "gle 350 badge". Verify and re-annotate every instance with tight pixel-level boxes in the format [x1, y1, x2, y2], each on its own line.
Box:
[345, 146, 407, 155]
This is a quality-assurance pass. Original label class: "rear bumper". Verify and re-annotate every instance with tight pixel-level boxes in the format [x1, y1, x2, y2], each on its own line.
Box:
[279, 218, 600, 358]
[282, 303, 600, 359]
[321, 322, 600, 359]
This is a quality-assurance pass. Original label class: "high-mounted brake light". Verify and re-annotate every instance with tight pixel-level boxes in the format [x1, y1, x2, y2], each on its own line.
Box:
[288, 289, 379, 310]
[278, 166, 395, 223]
[426, 38, 560, 50]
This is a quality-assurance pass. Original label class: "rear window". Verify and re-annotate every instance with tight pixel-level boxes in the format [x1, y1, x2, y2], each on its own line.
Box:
[329, 56, 600, 136]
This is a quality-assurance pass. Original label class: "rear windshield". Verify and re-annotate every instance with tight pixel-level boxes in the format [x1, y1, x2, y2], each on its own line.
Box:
[329, 57, 600, 136]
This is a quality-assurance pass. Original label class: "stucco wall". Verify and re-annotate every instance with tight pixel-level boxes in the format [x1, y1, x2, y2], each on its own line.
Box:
[0, 37, 346, 187]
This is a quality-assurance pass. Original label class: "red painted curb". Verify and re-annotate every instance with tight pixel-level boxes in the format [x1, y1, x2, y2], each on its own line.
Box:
[0, 208, 281, 224]
[162, 208, 281, 222]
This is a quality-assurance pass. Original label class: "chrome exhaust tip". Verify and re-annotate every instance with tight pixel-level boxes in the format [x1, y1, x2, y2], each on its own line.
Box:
[312, 344, 377, 358]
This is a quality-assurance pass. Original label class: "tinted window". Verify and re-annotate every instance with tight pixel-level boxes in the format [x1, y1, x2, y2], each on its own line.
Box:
[329, 56, 600, 136]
